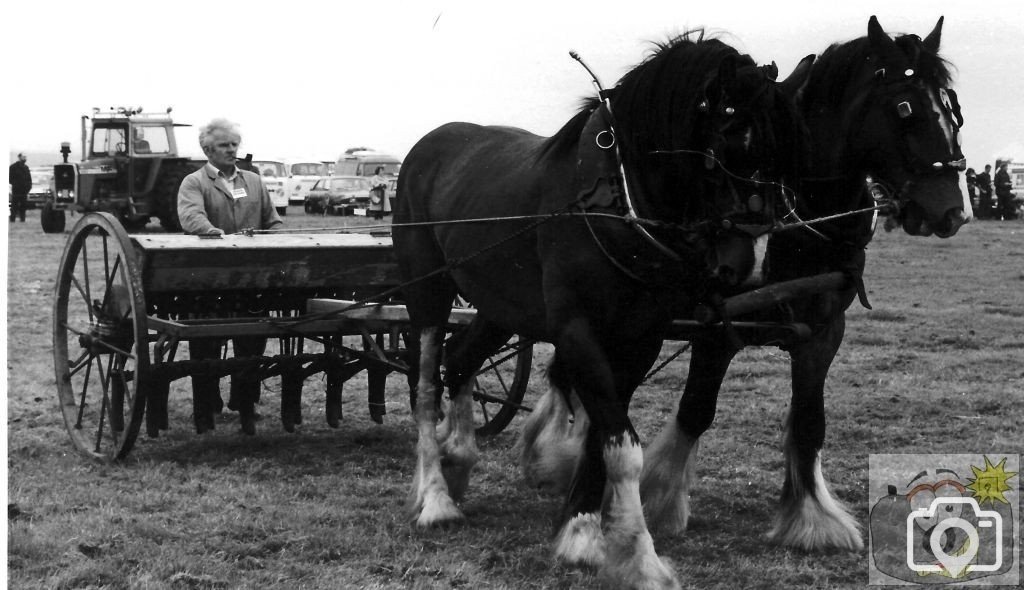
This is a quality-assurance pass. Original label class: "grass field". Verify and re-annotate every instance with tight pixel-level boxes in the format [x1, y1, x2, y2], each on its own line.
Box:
[6, 207, 1024, 589]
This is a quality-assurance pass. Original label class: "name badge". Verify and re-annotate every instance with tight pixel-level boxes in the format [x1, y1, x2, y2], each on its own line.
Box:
[231, 187, 248, 199]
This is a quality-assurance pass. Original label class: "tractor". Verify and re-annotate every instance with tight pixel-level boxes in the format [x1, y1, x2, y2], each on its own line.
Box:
[45, 107, 252, 233]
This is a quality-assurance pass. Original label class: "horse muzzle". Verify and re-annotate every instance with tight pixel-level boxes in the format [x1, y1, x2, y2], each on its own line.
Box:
[897, 174, 969, 238]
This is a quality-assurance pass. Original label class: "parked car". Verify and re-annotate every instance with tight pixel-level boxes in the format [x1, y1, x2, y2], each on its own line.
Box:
[304, 175, 372, 215]
[251, 159, 289, 215]
[27, 166, 54, 209]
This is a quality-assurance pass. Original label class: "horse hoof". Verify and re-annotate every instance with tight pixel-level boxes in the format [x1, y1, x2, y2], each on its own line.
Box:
[413, 492, 464, 528]
[599, 554, 680, 590]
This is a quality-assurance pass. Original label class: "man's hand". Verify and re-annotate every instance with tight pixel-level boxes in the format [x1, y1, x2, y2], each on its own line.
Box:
[206, 227, 225, 236]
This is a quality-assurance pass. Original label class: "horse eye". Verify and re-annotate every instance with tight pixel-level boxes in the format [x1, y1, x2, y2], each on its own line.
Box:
[897, 101, 913, 119]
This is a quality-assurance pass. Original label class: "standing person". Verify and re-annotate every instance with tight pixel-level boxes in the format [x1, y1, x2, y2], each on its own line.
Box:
[994, 160, 1015, 220]
[9, 153, 31, 222]
[177, 118, 283, 435]
[369, 167, 388, 221]
[976, 164, 994, 220]
[965, 167, 978, 213]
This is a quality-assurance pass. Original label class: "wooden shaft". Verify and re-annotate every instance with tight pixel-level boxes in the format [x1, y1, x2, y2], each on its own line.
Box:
[694, 272, 849, 324]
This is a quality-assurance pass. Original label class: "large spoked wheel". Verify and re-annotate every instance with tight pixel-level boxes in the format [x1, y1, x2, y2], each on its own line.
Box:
[471, 335, 534, 436]
[53, 212, 148, 461]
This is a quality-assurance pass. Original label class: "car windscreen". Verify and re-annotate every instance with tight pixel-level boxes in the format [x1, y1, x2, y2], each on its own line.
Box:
[331, 177, 370, 190]
[254, 162, 287, 177]
[291, 163, 324, 176]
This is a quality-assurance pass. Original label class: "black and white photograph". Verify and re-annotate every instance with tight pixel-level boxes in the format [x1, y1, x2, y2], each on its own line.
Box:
[5, 1, 1022, 588]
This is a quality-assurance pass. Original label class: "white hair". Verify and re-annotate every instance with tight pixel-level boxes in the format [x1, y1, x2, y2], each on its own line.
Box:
[198, 118, 241, 149]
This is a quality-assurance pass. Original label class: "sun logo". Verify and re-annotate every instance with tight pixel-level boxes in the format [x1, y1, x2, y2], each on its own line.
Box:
[966, 456, 1017, 506]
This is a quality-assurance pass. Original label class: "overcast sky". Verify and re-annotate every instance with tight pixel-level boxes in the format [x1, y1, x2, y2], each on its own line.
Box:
[3, 0, 1022, 168]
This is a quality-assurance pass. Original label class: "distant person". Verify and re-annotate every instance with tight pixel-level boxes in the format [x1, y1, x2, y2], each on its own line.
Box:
[9, 152, 31, 222]
[994, 160, 1016, 220]
[976, 164, 994, 219]
[133, 128, 151, 154]
[369, 166, 388, 221]
[965, 167, 978, 213]
[177, 118, 282, 435]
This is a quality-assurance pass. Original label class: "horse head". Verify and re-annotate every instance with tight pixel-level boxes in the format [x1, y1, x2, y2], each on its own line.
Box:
[849, 16, 968, 237]
[610, 34, 808, 285]
[696, 53, 809, 285]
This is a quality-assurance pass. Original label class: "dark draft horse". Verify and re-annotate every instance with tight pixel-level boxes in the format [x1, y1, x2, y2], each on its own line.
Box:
[634, 16, 969, 552]
[394, 33, 806, 588]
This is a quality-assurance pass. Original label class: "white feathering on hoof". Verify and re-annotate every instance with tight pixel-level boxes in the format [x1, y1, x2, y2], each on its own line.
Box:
[601, 439, 681, 590]
[519, 384, 588, 494]
[769, 441, 863, 551]
[554, 512, 606, 567]
[640, 423, 700, 535]
[414, 489, 464, 528]
[600, 534, 680, 590]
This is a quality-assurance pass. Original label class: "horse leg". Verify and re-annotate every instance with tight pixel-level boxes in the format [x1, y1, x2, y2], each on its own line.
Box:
[519, 356, 589, 495]
[641, 336, 738, 535]
[407, 326, 463, 526]
[768, 312, 863, 551]
[552, 320, 678, 589]
[435, 320, 512, 501]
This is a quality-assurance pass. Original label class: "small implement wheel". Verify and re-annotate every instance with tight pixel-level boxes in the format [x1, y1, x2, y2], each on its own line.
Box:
[53, 213, 148, 461]
[472, 335, 534, 436]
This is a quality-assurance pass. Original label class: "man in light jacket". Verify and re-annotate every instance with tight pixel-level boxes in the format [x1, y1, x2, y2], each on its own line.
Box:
[177, 118, 282, 435]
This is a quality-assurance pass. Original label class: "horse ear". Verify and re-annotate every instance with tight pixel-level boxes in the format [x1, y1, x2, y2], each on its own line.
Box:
[779, 54, 815, 100]
[867, 15, 898, 57]
[765, 61, 779, 81]
[923, 15, 944, 52]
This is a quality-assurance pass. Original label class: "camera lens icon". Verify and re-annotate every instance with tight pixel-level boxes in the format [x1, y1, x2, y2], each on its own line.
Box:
[906, 497, 1003, 578]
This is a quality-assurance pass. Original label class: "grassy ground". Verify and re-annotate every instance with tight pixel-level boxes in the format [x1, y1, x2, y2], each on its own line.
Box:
[6, 208, 1024, 589]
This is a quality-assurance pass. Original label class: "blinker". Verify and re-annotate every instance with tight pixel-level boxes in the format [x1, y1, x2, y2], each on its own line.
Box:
[904, 68, 914, 77]
[725, 107, 735, 116]
[747, 194, 763, 213]
[897, 101, 913, 118]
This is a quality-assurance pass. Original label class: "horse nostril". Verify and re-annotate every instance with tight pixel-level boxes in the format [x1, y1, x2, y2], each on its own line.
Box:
[936, 208, 968, 238]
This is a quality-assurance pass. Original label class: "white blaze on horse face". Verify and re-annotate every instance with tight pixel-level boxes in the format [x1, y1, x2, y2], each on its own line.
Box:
[744, 233, 770, 287]
[928, 87, 957, 154]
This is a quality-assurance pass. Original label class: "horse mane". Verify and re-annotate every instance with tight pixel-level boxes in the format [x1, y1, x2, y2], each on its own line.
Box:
[802, 33, 954, 110]
[614, 31, 752, 155]
[538, 31, 748, 161]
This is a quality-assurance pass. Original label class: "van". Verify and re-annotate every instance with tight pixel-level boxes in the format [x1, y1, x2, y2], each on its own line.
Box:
[251, 159, 290, 215]
[335, 150, 401, 177]
[285, 160, 332, 205]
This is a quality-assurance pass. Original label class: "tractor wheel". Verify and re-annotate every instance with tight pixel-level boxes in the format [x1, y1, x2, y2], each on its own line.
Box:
[155, 165, 192, 232]
[41, 202, 66, 233]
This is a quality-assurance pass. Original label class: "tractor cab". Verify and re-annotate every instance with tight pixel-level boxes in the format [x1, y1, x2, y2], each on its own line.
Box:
[46, 107, 201, 233]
